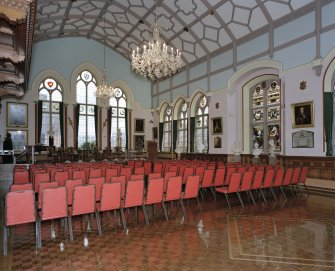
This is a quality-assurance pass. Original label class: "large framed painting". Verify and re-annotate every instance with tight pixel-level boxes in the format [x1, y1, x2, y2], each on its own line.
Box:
[211, 117, 222, 135]
[291, 101, 314, 128]
[7, 102, 28, 128]
[135, 118, 145, 133]
[7, 130, 28, 150]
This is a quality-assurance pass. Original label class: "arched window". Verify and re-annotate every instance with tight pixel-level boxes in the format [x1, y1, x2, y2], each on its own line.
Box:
[177, 101, 188, 152]
[76, 70, 97, 148]
[250, 80, 281, 152]
[110, 87, 127, 149]
[195, 95, 208, 152]
[38, 78, 63, 147]
[162, 106, 172, 151]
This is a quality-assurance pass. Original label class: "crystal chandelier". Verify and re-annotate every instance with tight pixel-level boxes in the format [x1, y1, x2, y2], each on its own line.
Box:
[131, 5, 181, 80]
[95, 13, 114, 101]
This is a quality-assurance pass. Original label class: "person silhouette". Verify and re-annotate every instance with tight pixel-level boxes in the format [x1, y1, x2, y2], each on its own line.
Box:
[3, 133, 13, 163]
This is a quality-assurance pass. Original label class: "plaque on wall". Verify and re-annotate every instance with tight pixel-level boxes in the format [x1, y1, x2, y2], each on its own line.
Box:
[292, 130, 314, 148]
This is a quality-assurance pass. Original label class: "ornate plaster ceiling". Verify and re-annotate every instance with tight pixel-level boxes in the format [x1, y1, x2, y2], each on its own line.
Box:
[34, 0, 330, 69]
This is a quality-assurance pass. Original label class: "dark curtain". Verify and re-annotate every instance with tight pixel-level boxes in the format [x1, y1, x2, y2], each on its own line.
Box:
[173, 120, 178, 150]
[59, 102, 64, 148]
[107, 108, 111, 147]
[37, 101, 43, 144]
[190, 117, 195, 153]
[159, 122, 164, 151]
[75, 104, 80, 148]
[94, 105, 98, 145]
[125, 108, 128, 150]
[324, 92, 333, 156]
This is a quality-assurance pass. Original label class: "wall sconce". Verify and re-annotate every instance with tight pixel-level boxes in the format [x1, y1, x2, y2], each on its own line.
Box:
[68, 116, 74, 130]
[149, 120, 154, 124]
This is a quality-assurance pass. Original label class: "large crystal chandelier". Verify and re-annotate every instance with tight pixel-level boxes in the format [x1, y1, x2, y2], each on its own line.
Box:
[95, 13, 114, 102]
[131, 5, 181, 80]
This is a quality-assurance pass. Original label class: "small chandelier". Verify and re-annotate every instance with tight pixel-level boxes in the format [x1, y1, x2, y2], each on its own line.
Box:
[131, 4, 181, 80]
[95, 13, 114, 101]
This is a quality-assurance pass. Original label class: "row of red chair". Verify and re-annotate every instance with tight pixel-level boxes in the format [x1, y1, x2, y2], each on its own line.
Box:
[3, 174, 202, 255]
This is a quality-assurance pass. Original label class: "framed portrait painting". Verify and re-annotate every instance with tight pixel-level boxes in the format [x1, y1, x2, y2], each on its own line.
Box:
[135, 119, 145, 133]
[214, 136, 221, 148]
[7, 102, 28, 128]
[7, 130, 28, 150]
[211, 117, 222, 135]
[291, 101, 314, 128]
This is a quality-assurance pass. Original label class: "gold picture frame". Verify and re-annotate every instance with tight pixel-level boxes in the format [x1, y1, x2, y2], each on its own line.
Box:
[7, 102, 28, 128]
[211, 117, 222, 135]
[291, 101, 314, 128]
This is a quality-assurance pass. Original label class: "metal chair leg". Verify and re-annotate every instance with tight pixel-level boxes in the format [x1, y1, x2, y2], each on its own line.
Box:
[224, 194, 231, 209]
[95, 211, 102, 235]
[68, 215, 74, 241]
[3, 225, 8, 256]
[162, 202, 168, 221]
[237, 192, 244, 208]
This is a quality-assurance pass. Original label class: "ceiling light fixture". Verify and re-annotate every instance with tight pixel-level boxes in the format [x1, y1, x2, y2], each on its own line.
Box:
[95, 13, 114, 102]
[131, 2, 182, 80]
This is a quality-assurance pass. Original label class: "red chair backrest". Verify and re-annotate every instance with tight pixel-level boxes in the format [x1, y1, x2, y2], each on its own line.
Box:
[50, 169, 63, 181]
[148, 173, 161, 180]
[88, 177, 105, 202]
[124, 180, 144, 208]
[179, 165, 186, 177]
[153, 163, 163, 173]
[10, 183, 33, 191]
[120, 167, 132, 181]
[201, 169, 214, 188]
[145, 178, 164, 205]
[183, 175, 200, 199]
[71, 184, 96, 216]
[99, 182, 122, 211]
[111, 175, 126, 198]
[273, 169, 285, 187]
[195, 166, 205, 184]
[54, 171, 69, 186]
[262, 169, 275, 188]
[89, 168, 102, 178]
[65, 179, 84, 205]
[252, 170, 264, 189]
[130, 174, 144, 181]
[134, 160, 143, 168]
[248, 166, 256, 172]
[134, 167, 145, 175]
[282, 168, 293, 186]
[38, 181, 59, 209]
[13, 171, 29, 184]
[225, 167, 236, 186]
[168, 165, 178, 173]
[73, 170, 85, 182]
[105, 168, 119, 182]
[40, 187, 67, 221]
[213, 168, 225, 187]
[5, 190, 36, 226]
[227, 172, 242, 193]
[144, 162, 152, 175]
[299, 167, 308, 184]
[237, 167, 246, 174]
[291, 167, 301, 185]
[34, 172, 50, 192]
[165, 176, 182, 201]
[239, 171, 253, 192]
[163, 171, 177, 192]
[183, 167, 194, 184]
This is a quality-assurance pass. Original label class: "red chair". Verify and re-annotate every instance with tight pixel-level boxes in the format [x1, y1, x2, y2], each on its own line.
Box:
[88, 177, 105, 202]
[13, 170, 29, 184]
[89, 168, 102, 178]
[38, 186, 69, 247]
[72, 170, 86, 182]
[68, 184, 102, 240]
[34, 172, 50, 193]
[261, 169, 275, 202]
[105, 168, 119, 182]
[239, 171, 254, 206]
[180, 175, 201, 218]
[249, 170, 264, 203]
[50, 169, 63, 181]
[200, 169, 215, 201]
[54, 171, 69, 186]
[195, 166, 205, 185]
[134, 167, 144, 176]
[65, 179, 84, 206]
[148, 173, 161, 180]
[130, 174, 144, 181]
[163, 171, 177, 192]
[10, 183, 33, 191]
[168, 165, 178, 173]
[122, 179, 147, 229]
[215, 172, 242, 209]
[134, 160, 143, 168]
[111, 175, 126, 198]
[291, 167, 302, 187]
[37, 181, 59, 209]
[224, 167, 236, 186]
[3, 190, 38, 256]
[297, 166, 309, 192]
[162, 176, 183, 220]
[143, 178, 164, 223]
[213, 168, 225, 188]
[120, 167, 132, 181]
[272, 169, 285, 200]
[97, 182, 125, 231]
[153, 163, 163, 173]
[183, 167, 194, 184]
[144, 161, 152, 175]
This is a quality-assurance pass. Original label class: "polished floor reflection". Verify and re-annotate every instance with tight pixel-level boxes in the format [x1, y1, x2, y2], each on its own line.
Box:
[1, 178, 334, 270]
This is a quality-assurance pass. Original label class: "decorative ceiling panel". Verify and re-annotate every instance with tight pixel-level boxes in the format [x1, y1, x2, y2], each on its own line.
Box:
[33, 0, 330, 69]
